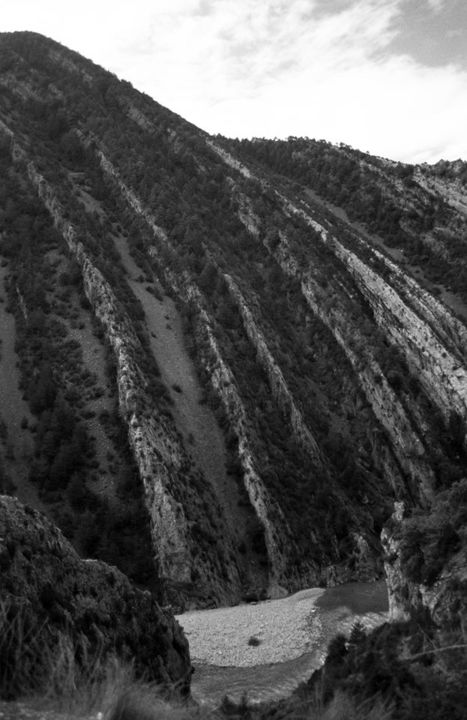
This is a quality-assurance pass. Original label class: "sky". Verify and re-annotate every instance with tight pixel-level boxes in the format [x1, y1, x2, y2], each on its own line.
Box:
[1, 0, 466, 164]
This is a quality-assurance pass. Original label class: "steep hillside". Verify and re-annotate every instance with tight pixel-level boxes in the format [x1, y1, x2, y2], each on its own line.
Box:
[229, 137, 467, 311]
[0, 31, 466, 610]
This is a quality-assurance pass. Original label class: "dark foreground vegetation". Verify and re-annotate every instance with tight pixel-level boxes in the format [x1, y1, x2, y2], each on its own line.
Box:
[2, 610, 465, 720]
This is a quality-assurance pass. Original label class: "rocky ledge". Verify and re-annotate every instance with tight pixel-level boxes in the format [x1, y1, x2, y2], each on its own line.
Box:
[0, 495, 192, 699]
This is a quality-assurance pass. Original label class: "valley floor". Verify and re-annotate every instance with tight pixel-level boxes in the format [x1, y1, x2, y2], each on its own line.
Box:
[177, 581, 389, 706]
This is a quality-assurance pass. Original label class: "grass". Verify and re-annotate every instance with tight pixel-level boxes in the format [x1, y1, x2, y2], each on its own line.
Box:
[0, 598, 192, 718]
[219, 686, 393, 720]
[103, 686, 392, 720]
[106, 685, 197, 720]
[306, 689, 393, 720]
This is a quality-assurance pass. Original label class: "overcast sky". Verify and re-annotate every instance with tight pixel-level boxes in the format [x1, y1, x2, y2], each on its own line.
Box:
[2, 0, 466, 163]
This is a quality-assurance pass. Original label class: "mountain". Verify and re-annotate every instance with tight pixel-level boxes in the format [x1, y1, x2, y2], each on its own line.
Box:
[0, 30, 466, 624]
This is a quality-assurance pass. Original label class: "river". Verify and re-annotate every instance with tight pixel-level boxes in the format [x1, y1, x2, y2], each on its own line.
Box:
[177, 581, 388, 707]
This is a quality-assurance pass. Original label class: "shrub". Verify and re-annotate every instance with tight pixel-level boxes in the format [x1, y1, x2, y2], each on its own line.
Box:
[106, 686, 195, 720]
[247, 636, 261, 647]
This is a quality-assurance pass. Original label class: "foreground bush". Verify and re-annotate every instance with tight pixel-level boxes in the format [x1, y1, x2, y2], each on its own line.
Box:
[0, 496, 191, 700]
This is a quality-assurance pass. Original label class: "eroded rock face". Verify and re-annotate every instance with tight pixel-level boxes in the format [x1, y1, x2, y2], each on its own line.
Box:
[21, 148, 194, 588]
[0, 128, 243, 608]
[92, 144, 286, 596]
[223, 273, 324, 468]
[0, 495, 192, 696]
[381, 502, 411, 622]
[382, 501, 467, 629]
[188, 295, 292, 594]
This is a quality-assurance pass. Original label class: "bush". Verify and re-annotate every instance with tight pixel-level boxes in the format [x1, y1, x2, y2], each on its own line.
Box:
[247, 636, 261, 647]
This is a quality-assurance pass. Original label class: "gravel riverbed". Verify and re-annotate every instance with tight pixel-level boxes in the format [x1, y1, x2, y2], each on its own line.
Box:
[177, 587, 326, 667]
[177, 581, 389, 705]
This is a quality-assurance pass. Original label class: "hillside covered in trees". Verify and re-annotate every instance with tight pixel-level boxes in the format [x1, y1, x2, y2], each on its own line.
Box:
[0, 30, 466, 719]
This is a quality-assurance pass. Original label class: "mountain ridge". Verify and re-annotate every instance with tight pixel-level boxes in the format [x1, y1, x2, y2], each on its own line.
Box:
[0, 30, 466, 613]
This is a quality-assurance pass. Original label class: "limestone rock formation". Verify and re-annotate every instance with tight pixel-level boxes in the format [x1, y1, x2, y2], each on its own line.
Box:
[0, 30, 466, 609]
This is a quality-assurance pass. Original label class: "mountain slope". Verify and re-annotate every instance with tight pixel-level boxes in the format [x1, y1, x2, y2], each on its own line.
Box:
[0, 31, 466, 609]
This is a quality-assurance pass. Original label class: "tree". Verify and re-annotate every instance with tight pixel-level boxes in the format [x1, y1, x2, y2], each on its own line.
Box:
[198, 261, 217, 294]
[29, 364, 56, 415]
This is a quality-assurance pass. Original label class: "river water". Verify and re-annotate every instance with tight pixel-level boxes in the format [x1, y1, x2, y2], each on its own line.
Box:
[177, 581, 388, 707]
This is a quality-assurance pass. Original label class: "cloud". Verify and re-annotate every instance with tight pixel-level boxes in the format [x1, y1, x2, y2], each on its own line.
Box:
[387, 0, 467, 71]
[1, 0, 466, 162]
[426, 0, 447, 12]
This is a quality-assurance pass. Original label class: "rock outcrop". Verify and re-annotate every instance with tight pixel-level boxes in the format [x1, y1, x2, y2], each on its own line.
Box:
[0, 125, 247, 608]
[382, 496, 467, 629]
[15, 134, 194, 588]
[222, 273, 324, 468]
[89, 138, 291, 596]
[0, 495, 191, 698]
